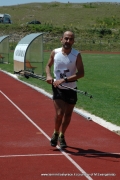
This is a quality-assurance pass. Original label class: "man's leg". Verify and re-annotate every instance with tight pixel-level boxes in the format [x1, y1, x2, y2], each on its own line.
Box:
[50, 99, 65, 147]
[60, 103, 75, 134]
[53, 101, 75, 148]
[53, 99, 66, 132]
[51, 100, 75, 148]
[58, 103, 75, 148]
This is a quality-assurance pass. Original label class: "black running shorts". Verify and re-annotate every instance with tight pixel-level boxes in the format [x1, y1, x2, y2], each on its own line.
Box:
[52, 85, 77, 104]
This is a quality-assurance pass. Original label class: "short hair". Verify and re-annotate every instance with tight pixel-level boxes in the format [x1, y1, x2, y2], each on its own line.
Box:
[62, 31, 75, 38]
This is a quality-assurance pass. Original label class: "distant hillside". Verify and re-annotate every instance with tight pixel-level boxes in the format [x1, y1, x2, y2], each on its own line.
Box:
[0, 2, 120, 28]
[0, 2, 120, 52]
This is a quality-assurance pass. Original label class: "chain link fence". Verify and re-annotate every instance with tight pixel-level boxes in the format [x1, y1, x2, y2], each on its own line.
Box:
[9, 34, 120, 52]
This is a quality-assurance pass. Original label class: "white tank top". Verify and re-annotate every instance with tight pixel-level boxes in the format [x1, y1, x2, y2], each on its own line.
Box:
[54, 47, 79, 89]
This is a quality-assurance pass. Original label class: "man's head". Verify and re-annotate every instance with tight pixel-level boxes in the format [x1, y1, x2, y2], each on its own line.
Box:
[61, 31, 75, 49]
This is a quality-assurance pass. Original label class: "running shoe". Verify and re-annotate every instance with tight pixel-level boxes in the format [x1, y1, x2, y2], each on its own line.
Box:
[50, 132, 59, 147]
[58, 135, 67, 148]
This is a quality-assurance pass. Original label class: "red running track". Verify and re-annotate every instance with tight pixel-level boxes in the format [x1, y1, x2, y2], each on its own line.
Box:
[0, 71, 120, 180]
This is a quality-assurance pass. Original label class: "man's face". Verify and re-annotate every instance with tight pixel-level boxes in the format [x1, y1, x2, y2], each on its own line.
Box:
[61, 32, 74, 49]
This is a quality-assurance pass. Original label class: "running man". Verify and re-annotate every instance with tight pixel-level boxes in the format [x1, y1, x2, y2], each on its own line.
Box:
[46, 30, 84, 148]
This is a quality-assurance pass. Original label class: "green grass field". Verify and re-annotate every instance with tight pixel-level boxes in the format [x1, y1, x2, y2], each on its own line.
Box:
[0, 51, 120, 126]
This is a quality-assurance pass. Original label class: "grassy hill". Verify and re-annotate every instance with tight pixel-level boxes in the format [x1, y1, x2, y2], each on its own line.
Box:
[0, 2, 120, 28]
[0, 2, 120, 51]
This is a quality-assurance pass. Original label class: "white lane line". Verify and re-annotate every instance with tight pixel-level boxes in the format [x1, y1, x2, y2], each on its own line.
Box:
[0, 90, 93, 180]
[0, 90, 51, 141]
[70, 153, 120, 155]
[0, 154, 64, 158]
[1, 152, 119, 158]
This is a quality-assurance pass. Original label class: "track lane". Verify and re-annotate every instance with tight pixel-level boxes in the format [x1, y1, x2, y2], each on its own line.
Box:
[0, 90, 92, 180]
[0, 91, 90, 180]
[0, 71, 120, 180]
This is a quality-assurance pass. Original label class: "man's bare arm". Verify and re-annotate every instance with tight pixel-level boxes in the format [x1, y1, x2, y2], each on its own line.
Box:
[45, 50, 55, 84]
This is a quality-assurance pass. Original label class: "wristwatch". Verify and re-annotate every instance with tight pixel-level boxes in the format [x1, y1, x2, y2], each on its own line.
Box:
[64, 77, 68, 83]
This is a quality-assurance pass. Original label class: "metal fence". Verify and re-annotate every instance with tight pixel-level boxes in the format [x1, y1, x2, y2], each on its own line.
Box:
[43, 37, 120, 52]
[76, 38, 120, 52]
[9, 34, 120, 52]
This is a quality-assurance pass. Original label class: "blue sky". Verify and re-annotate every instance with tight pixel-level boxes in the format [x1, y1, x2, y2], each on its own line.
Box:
[0, 0, 120, 6]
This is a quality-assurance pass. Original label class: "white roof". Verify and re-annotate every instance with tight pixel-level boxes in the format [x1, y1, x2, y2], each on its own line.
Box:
[0, 14, 4, 17]
[0, 35, 9, 43]
[18, 33, 44, 45]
